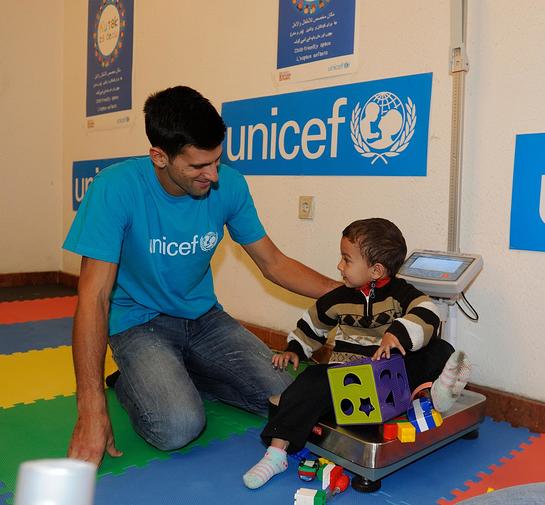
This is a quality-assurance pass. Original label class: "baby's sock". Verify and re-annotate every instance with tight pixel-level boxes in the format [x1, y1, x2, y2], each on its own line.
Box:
[431, 350, 472, 413]
[243, 446, 288, 489]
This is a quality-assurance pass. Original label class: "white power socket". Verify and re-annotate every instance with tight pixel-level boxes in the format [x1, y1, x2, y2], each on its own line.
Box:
[298, 196, 314, 219]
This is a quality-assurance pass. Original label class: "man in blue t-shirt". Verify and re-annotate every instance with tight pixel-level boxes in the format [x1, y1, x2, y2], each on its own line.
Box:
[64, 86, 340, 465]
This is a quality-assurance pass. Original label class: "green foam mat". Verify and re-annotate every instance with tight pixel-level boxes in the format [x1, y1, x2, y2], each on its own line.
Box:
[0, 390, 265, 499]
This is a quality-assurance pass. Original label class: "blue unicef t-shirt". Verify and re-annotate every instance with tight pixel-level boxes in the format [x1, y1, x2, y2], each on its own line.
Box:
[63, 157, 266, 335]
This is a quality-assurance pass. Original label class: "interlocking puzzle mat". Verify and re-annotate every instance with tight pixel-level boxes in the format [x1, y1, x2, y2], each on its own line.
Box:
[439, 433, 545, 503]
[1, 295, 544, 505]
[0, 392, 266, 504]
[0, 318, 73, 355]
[91, 419, 541, 505]
[0, 296, 77, 324]
[0, 345, 117, 408]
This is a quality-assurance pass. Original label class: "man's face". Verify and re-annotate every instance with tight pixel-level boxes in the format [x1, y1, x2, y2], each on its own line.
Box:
[152, 144, 222, 197]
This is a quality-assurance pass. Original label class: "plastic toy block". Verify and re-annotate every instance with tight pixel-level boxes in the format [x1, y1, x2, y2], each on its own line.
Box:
[294, 488, 326, 505]
[290, 447, 312, 462]
[317, 457, 332, 466]
[327, 354, 410, 425]
[407, 397, 443, 433]
[397, 421, 416, 442]
[297, 460, 318, 481]
[383, 422, 399, 440]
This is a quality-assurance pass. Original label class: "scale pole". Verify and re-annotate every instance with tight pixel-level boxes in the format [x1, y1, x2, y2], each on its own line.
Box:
[448, 0, 469, 253]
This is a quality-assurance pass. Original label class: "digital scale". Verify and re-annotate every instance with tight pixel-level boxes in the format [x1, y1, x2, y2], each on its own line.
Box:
[398, 249, 483, 299]
[306, 250, 486, 492]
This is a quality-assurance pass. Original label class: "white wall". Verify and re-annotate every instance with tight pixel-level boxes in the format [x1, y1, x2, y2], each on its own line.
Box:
[58, 1, 545, 403]
[0, 1, 63, 273]
[459, 0, 545, 399]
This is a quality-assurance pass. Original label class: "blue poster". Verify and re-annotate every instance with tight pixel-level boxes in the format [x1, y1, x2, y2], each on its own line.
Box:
[510, 133, 545, 252]
[72, 156, 143, 210]
[221, 73, 432, 176]
[86, 0, 134, 117]
[277, 0, 355, 69]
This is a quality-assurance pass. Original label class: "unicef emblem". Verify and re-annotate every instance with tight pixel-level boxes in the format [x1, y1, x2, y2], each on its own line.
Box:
[350, 91, 416, 164]
[200, 232, 218, 252]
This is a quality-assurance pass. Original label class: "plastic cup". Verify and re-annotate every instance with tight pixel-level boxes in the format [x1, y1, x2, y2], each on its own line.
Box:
[14, 458, 97, 505]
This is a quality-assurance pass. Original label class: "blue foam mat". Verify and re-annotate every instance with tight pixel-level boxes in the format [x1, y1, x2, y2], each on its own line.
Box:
[0, 318, 72, 355]
[94, 418, 534, 505]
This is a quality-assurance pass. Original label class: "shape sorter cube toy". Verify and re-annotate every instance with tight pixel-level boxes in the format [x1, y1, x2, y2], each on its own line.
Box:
[327, 353, 411, 425]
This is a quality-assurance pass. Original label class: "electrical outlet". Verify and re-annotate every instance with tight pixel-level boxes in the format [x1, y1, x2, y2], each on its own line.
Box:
[298, 196, 314, 219]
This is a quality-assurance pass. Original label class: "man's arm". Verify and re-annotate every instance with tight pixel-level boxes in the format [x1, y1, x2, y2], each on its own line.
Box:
[242, 235, 341, 299]
[68, 256, 122, 464]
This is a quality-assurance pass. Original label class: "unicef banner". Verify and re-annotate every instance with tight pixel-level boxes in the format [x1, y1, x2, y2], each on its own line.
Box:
[72, 156, 143, 211]
[510, 133, 545, 252]
[222, 73, 432, 176]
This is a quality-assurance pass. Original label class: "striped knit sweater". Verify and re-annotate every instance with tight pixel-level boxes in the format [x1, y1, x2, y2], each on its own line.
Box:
[286, 277, 441, 364]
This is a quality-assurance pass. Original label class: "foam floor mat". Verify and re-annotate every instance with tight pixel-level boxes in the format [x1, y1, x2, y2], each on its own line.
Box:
[0, 296, 77, 324]
[90, 418, 537, 505]
[0, 318, 73, 355]
[0, 392, 266, 502]
[0, 345, 117, 408]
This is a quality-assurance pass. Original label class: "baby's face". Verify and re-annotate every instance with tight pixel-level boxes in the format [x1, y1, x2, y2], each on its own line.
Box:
[337, 237, 375, 288]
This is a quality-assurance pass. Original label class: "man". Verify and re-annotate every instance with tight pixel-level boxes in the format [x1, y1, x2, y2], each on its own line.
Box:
[64, 85, 340, 465]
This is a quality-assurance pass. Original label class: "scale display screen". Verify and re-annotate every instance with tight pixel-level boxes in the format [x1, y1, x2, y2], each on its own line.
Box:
[411, 257, 464, 274]
[398, 250, 483, 298]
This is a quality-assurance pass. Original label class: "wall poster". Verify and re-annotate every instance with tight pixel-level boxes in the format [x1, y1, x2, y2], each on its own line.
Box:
[275, 0, 357, 84]
[86, 0, 134, 131]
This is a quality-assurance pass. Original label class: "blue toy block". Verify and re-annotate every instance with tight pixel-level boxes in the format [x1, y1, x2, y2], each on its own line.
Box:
[407, 397, 443, 432]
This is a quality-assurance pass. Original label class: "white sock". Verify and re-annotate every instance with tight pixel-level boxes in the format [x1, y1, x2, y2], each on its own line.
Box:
[243, 446, 288, 489]
[431, 350, 472, 413]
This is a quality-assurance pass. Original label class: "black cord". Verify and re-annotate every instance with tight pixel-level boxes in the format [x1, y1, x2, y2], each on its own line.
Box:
[456, 291, 479, 321]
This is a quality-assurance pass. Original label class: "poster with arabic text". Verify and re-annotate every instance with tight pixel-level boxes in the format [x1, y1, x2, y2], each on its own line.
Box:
[86, 0, 134, 131]
[276, 0, 357, 84]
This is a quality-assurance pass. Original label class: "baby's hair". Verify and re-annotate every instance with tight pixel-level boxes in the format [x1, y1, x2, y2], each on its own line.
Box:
[342, 218, 407, 276]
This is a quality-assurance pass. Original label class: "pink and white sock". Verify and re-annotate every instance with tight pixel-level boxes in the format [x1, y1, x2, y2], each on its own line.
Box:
[243, 446, 288, 489]
[431, 350, 472, 413]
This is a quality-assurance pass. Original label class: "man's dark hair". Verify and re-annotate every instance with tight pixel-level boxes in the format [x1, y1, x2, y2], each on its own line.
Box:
[143, 86, 226, 159]
[342, 218, 407, 276]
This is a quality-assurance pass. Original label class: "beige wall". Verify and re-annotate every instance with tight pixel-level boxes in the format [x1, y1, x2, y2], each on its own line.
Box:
[0, 0, 539, 402]
[0, 1, 63, 273]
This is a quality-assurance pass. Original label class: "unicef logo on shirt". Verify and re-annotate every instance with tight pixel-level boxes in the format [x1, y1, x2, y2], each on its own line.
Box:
[200, 232, 218, 252]
[350, 91, 417, 165]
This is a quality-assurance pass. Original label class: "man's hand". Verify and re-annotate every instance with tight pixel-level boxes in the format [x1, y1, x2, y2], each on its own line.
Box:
[68, 412, 122, 465]
[372, 332, 406, 361]
[272, 351, 300, 371]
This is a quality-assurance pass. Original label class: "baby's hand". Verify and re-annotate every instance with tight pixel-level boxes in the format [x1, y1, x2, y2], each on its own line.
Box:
[372, 332, 405, 360]
[272, 351, 300, 371]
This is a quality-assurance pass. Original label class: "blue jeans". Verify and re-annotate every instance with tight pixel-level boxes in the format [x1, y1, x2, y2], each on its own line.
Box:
[108, 306, 293, 450]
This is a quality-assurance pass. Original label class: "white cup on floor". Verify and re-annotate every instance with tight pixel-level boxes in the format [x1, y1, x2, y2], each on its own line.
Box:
[14, 458, 97, 505]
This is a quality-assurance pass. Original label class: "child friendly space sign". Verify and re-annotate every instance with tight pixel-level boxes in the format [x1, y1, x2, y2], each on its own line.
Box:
[221, 73, 432, 176]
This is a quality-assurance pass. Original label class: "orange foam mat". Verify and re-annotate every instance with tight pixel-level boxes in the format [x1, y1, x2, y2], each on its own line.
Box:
[439, 434, 545, 504]
[0, 345, 117, 408]
[0, 296, 77, 324]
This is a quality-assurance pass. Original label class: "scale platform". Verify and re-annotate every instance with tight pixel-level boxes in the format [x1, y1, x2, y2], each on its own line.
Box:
[306, 389, 486, 492]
